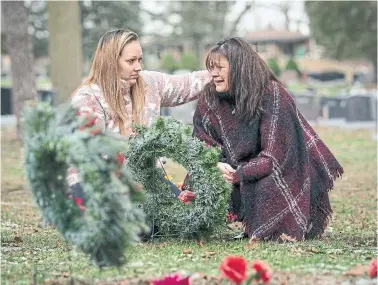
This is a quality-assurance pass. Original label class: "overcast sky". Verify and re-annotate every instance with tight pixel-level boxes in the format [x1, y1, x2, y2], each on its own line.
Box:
[141, 0, 310, 36]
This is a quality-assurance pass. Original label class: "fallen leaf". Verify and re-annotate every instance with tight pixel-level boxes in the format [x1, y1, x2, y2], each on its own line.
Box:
[61, 272, 70, 278]
[245, 241, 259, 250]
[13, 236, 22, 243]
[245, 236, 260, 249]
[344, 264, 370, 276]
[154, 242, 168, 248]
[51, 272, 70, 278]
[279, 233, 297, 243]
[227, 222, 244, 231]
[307, 247, 320, 253]
[202, 251, 217, 258]
[361, 220, 367, 228]
[290, 247, 305, 255]
[182, 249, 193, 254]
[326, 249, 343, 255]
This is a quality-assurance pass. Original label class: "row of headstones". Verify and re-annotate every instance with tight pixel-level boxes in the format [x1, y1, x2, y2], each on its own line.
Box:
[1, 87, 376, 123]
[161, 93, 377, 124]
[293, 93, 377, 122]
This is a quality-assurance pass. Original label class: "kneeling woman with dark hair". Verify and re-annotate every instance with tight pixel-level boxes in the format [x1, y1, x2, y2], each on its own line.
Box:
[191, 37, 343, 241]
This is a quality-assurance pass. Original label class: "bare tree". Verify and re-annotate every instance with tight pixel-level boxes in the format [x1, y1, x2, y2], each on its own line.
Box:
[257, 1, 292, 30]
[47, 1, 83, 104]
[142, 1, 254, 68]
[228, 2, 254, 36]
[278, 2, 291, 30]
[2, 1, 38, 139]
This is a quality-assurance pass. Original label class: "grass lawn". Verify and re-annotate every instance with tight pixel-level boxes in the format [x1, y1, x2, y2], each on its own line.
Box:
[1, 126, 377, 284]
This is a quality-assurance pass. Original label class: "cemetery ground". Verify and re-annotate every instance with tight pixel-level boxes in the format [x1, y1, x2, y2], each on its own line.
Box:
[1, 126, 377, 285]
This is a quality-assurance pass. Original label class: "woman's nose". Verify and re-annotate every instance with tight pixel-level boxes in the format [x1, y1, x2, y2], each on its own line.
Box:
[210, 69, 219, 77]
[135, 61, 142, 71]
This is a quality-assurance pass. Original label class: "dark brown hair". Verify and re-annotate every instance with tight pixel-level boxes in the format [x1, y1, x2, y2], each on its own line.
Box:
[202, 37, 279, 121]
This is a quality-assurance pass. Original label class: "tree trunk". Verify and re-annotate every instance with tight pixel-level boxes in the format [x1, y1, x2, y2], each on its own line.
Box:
[373, 61, 377, 84]
[192, 33, 202, 68]
[2, 1, 38, 139]
[47, 1, 83, 104]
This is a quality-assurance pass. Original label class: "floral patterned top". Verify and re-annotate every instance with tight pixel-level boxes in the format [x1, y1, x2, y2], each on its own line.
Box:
[67, 70, 210, 186]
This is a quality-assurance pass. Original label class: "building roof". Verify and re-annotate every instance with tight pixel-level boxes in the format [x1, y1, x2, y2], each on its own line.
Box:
[246, 28, 309, 44]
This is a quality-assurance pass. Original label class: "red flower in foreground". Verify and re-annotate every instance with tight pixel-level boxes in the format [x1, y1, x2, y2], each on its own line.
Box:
[220, 256, 247, 284]
[152, 273, 190, 285]
[227, 212, 238, 223]
[83, 116, 97, 128]
[369, 258, 377, 278]
[115, 153, 126, 166]
[178, 191, 196, 205]
[89, 127, 102, 136]
[251, 260, 272, 283]
[74, 197, 85, 212]
[77, 107, 98, 130]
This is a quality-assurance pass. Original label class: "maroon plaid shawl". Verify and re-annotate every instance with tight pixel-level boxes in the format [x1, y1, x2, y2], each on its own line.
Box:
[192, 81, 343, 241]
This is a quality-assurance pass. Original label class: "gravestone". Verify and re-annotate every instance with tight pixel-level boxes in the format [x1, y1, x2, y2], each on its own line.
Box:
[1, 88, 55, 115]
[39, 90, 55, 105]
[346, 94, 377, 122]
[293, 93, 321, 121]
[320, 96, 347, 119]
[1, 87, 13, 115]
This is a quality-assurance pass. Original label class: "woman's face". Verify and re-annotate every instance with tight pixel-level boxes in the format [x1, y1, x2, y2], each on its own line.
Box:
[118, 40, 143, 86]
[209, 54, 230, 93]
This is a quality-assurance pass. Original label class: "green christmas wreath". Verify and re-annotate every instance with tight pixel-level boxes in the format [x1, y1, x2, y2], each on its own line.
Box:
[23, 102, 147, 267]
[126, 117, 232, 239]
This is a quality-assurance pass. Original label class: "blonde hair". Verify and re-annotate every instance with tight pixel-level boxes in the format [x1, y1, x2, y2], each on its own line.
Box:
[79, 29, 146, 135]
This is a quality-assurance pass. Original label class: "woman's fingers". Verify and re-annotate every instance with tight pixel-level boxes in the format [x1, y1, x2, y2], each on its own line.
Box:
[217, 162, 236, 175]
[224, 164, 236, 173]
[222, 174, 234, 184]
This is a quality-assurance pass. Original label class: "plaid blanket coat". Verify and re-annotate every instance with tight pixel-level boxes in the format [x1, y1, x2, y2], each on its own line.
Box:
[193, 81, 343, 241]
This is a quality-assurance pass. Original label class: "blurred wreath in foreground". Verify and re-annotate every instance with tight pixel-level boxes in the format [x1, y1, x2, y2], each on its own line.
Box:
[23, 102, 147, 267]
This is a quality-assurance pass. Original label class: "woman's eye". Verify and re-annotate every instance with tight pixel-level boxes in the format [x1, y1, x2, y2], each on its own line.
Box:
[127, 59, 135, 63]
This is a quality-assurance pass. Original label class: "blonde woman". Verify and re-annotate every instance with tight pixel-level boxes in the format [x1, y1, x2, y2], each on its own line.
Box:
[68, 29, 209, 208]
